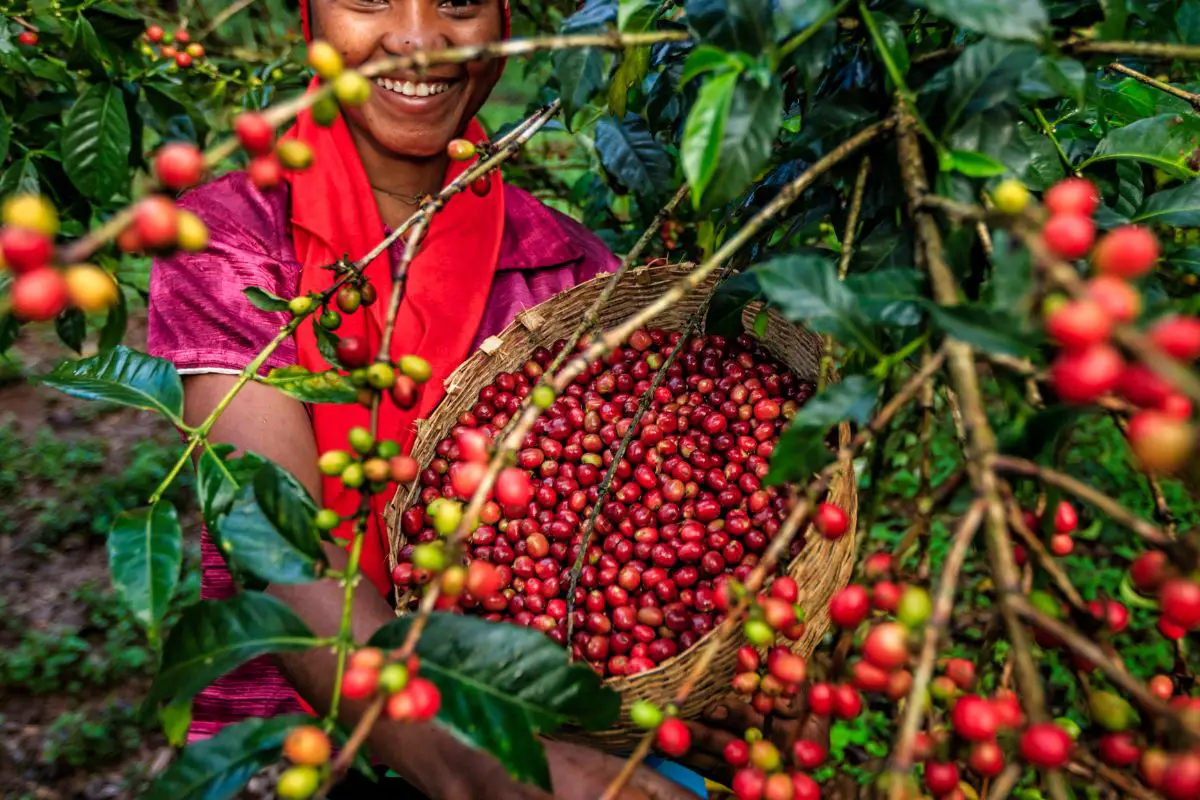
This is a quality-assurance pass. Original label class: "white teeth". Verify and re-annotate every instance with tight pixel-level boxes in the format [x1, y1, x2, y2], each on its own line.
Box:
[375, 77, 448, 97]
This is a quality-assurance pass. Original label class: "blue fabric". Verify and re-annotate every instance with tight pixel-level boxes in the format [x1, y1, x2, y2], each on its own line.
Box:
[646, 756, 708, 798]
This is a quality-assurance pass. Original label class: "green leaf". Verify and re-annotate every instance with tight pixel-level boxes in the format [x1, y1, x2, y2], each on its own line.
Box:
[67, 15, 107, 75]
[698, 71, 783, 209]
[370, 613, 620, 789]
[926, 303, 1037, 357]
[263, 365, 359, 404]
[594, 114, 673, 201]
[40, 345, 184, 422]
[1113, 160, 1144, 219]
[685, 0, 773, 53]
[874, 13, 910, 84]
[313, 323, 343, 371]
[54, 307, 86, 353]
[1019, 56, 1086, 106]
[0, 314, 18, 353]
[910, 0, 1047, 41]
[948, 150, 1007, 177]
[985, 230, 1033, 312]
[707, 271, 762, 337]
[109, 503, 184, 643]
[196, 445, 268, 536]
[1081, 114, 1200, 179]
[217, 479, 325, 585]
[146, 593, 318, 708]
[767, 377, 879, 485]
[925, 39, 1039, 134]
[61, 83, 131, 201]
[99, 286, 128, 351]
[775, 0, 833, 39]
[618, 0, 656, 30]
[158, 699, 193, 748]
[252, 463, 323, 561]
[552, 47, 611, 122]
[1134, 181, 1200, 226]
[243, 286, 290, 312]
[0, 157, 41, 196]
[680, 45, 742, 85]
[1001, 122, 1065, 191]
[843, 269, 925, 327]
[144, 714, 312, 800]
[754, 253, 879, 352]
[682, 70, 737, 204]
[0, 100, 10, 165]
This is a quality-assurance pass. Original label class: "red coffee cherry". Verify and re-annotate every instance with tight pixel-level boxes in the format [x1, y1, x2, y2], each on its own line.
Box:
[154, 141, 206, 190]
[235, 112, 276, 156]
[1085, 275, 1141, 323]
[862, 622, 908, 670]
[792, 739, 826, 769]
[1091, 225, 1160, 278]
[1019, 723, 1073, 769]
[146, 24, 165, 42]
[341, 666, 379, 700]
[1159, 579, 1200, 630]
[1148, 315, 1200, 362]
[1048, 344, 1123, 404]
[814, 502, 848, 539]
[0, 227, 53, 272]
[132, 195, 180, 250]
[17, 31, 39, 46]
[969, 740, 1005, 777]
[654, 717, 691, 757]
[723, 739, 749, 767]
[924, 761, 960, 798]
[1045, 300, 1111, 351]
[1127, 411, 1195, 474]
[1052, 501, 1077, 534]
[1044, 177, 1099, 217]
[1042, 213, 1095, 259]
[829, 584, 869, 628]
[1097, 732, 1140, 768]
[951, 694, 998, 741]
[11, 268, 68, 321]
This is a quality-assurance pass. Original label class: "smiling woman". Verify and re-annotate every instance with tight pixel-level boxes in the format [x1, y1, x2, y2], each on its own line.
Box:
[144, 0, 709, 796]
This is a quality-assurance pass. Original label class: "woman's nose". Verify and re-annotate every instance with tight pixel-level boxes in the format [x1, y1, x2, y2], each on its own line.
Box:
[380, 0, 450, 54]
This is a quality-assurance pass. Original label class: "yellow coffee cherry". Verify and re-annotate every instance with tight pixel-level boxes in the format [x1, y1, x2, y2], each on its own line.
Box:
[64, 265, 119, 313]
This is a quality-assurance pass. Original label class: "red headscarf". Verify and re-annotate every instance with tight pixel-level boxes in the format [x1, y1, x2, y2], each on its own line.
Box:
[288, 1, 512, 597]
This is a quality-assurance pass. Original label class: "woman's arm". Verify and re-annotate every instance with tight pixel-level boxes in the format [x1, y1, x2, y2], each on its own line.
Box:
[183, 376, 697, 800]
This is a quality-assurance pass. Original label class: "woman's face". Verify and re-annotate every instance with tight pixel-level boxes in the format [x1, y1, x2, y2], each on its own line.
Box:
[311, 0, 504, 159]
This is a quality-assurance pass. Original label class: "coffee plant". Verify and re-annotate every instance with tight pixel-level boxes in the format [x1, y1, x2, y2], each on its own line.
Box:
[4, 0, 1200, 797]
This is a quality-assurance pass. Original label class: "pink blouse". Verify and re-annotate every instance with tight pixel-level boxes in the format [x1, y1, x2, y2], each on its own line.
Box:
[148, 171, 618, 739]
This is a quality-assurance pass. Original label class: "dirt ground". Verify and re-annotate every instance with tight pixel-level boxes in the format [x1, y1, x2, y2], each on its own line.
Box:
[0, 314, 184, 800]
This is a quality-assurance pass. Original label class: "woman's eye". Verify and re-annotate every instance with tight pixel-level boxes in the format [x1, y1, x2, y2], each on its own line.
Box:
[440, 0, 482, 11]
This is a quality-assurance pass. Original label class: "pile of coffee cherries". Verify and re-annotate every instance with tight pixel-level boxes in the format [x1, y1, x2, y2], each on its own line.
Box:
[392, 329, 826, 677]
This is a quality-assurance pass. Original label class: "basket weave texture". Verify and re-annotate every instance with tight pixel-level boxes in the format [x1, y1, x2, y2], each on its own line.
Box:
[384, 261, 858, 751]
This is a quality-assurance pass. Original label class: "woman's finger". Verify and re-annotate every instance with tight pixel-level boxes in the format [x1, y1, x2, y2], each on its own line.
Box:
[701, 699, 764, 733]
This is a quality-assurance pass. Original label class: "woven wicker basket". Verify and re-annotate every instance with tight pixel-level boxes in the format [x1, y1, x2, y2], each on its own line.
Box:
[384, 261, 858, 751]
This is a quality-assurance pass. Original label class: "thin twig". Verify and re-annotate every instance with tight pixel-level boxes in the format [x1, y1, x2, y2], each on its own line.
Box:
[819, 156, 870, 391]
[1012, 597, 1200, 742]
[1108, 63, 1200, 110]
[888, 500, 985, 797]
[990, 455, 1176, 548]
[1001, 494, 1087, 614]
[198, 0, 259, 39]
[894, 95, 1069, 800]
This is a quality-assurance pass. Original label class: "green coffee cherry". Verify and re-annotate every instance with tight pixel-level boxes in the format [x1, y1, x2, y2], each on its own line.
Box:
[318, 450, 352, 477]
[377, 439, 401, 459]
[348, 426, 374, 454]
[277, 766, 320, 800]
[531, 384, 556, 409]
[318, 308, 341, 330]
[896, 586, 932, 629]
[399, 355, 433, 384]
[412, 543, 448, 572]
[366, 363, 396, 390]
[315, 509, 340, 531]
[379, 663, 410, 694]
[743, 618, 773, 646]
[629, 700, 664, 730]
[341, 462, 365, 488]
[288, 295, 315, 316]
[433, 501, 463, 536]
[1090, 691, 1136, 732]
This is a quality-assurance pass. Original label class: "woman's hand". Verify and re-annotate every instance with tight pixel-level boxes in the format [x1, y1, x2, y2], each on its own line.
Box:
[680, 693, 831, 786]
[416, 737, 699, 800]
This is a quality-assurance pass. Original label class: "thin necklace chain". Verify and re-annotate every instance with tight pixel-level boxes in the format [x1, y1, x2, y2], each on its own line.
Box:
[369, 184, 431, 206]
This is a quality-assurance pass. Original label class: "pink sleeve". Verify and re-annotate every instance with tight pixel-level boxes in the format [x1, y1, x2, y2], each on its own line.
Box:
[147, 174, 300, 376]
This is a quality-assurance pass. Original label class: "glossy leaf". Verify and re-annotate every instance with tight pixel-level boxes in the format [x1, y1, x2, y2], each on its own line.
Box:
[217, 479, 325, 585]
[370, 613, 620, 789]
[681, 45, 742, 85]
[1081, 114, 1200, 179]
[775, 0, 833, 38]
[108, 503, 184, 642]
[61, 83, 131, 201]
[768, 376, 879, 484]
[926, 303, 1037, 357]
[948, 150, 1007, 177]
[1134, 181, 1200, 227]
[685, 0, 773, 54]
[844, 269, 925, 327]
[55, 307, 86, 353]
[313, 323, 344, 371]
[682, 70, 738, 204]
[243, 286, 290, 312]
[594, 114, 673, 200]
[196, 445, 268, 539]
[707, 270, 762, 336]
[754, 253, 879, 351]
[144, 714, 312, 800]
[693, 71, 783, 209]
[911, 0, 1048, 41]
[1019, 56, 1086, 106]
[252, 463, 323, 561]
[553, 46, 611, 121]
[1113, 160, 1145, 219]
[263, 365, 358, 404]
[0, 101, 10, 164]
[146, 593, 318, 708]
[99, 286, 128, 351]
[41, 345, 184, 422]
[925, 39, 1039, 134]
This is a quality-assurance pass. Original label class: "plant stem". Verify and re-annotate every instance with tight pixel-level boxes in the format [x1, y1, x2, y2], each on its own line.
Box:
[1033, 107, 1076, 176]
[778, 0, 852, 60]
[1108, 62, 1200, 110]
[895, 96, 1064, 798]
[1068, 40, 1200, 60]
[328, 512, 369, 720]
[1001, 495, 1087, 614]
[888, 500, 984, 793]
[819, 156, 871, 391]
[990, 455, 1177, 548]
[1012, 597, 1200, 742]
[197, 0, 259, 39]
